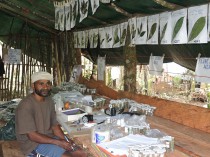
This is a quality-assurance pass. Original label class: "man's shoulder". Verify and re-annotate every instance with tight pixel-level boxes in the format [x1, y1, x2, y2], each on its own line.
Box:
[20, 94, 33, 102]
[17, 94, 34, 108]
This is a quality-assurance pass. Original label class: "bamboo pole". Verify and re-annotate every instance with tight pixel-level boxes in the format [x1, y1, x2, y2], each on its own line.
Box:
[21, 51, 26, 97]
[54, 38, 61, 85]
[17, 64, 20, 97]
[51, 40, 58, 86]
[13, 64, 18, 98]
[9, 64, 14, 99]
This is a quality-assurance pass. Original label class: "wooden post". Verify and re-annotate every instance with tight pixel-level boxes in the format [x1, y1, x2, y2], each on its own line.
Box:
[54, 37, 61, 85]
[123, 24, 137, 93]
[67, 32, 80, 82]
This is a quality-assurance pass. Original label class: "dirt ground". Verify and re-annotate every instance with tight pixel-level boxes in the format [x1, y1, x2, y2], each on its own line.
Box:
[152, 82, 207, 108]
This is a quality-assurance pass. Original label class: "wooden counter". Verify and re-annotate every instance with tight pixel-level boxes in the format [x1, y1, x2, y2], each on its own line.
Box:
[56, 94, 210, 157]
[71, 133, 195, 157]
[148, 116, 210, 157]
[57, 116, 202, 157]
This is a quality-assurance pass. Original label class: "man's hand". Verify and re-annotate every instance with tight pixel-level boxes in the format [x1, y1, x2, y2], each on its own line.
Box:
[55, 139, 76, 151]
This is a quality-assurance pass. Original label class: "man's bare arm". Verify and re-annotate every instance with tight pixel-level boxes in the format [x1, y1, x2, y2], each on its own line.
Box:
[27, 131, 72, 151]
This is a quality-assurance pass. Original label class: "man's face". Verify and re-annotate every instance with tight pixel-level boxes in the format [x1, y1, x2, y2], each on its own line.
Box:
[33, 80, 52, 97]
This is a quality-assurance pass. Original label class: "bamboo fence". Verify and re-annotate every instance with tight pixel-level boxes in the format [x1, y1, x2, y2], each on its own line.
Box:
[0, 31, 80, 101]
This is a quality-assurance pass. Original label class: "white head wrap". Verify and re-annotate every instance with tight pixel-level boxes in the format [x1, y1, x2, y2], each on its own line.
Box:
[31, 71, 53, 83]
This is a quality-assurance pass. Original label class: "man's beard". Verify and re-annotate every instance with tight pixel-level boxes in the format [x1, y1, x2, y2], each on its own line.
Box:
[34, 88, 51, 97]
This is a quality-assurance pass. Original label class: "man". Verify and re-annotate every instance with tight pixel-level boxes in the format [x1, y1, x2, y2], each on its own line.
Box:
[15, 71, 87, 157]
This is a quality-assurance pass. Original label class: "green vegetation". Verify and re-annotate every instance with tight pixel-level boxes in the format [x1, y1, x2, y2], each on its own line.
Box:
[172, 76, 182, 87]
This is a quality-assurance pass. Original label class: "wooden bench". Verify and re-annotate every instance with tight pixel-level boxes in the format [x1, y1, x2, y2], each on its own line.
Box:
[1, 141, 24, 157]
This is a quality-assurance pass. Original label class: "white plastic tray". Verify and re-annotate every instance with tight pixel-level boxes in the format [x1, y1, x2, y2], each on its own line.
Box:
[60, 108, 87, 122]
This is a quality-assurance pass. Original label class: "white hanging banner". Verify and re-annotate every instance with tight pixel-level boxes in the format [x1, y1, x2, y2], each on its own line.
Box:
[188, 4, 208, 44]
[135, 16, 147, 45]
[59, 5, 65, 31]
[64, 2, 71, 31]
[171, 8, 187, 44]
[92, 28, 99, 48]
[7, 49, 22, 64]
[89, 29, 94, 48]
[195, 57, 210, 83]
[70, 65, 83, 83]
[90, 0, 99, 14]
[208, 4, 210, 41]
[79, 0, 89, 22]
[106, 26, 113, 48]
[149, 55, 164, 76]
[70, 0, 78, 28]
[77, 31, 82, 48]
[99, 26, 113, 48]
[89, 29, 98, 48]
[99, 27, 106, 48]
[128, 17, 137, 45]
[119, 22, 128, 47]
[97, 56, 106, 81]
[100, 0, 110, 3]
[85, 30, 89, 48]
[159, 12, 172, 44]
[147, 14, 159, 44]
[54, 5, 60, 30]
[78, 31, 86, 48]
[73, 32, 78, 48]
[112, 24, 121, 48]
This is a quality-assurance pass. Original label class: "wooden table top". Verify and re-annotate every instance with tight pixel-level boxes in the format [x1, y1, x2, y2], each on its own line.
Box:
[70, 131, 193, 157]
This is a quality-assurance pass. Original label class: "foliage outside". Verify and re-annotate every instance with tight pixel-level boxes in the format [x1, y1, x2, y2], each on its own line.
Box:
[81, 57, 209, 108]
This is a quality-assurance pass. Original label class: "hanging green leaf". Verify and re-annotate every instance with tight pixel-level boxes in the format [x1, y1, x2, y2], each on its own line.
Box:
[73, 2, 77, 21]
[113, 28, 120, 45]
[148, 23, 157, 40]
[140, 31, 146, 37]
[138, 23, 143, 36]
[100, 38, 105, 46]
[131, 24, 136, 39]
[108, 37, 112, 42]
[93, 34, 98, 46]
[67, 12, 70, 21]
[106, 33, 110, 42]
[77, 35, 80, 46]
[120, 29, 127, 44]
[60, 14, 64, 23]
[137, 28, 140, 36]
[188, 16, 206, 42]
[81, 36, 85, 46]
[104, 33, 112, 43]
[172, 17, 184, 41]
[89, 34, 92, 43]
[81, 1, 88, 15]
[55, 12, 59, 23]
[160, 23, 167, 42]
[94, 0, 97, 9]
